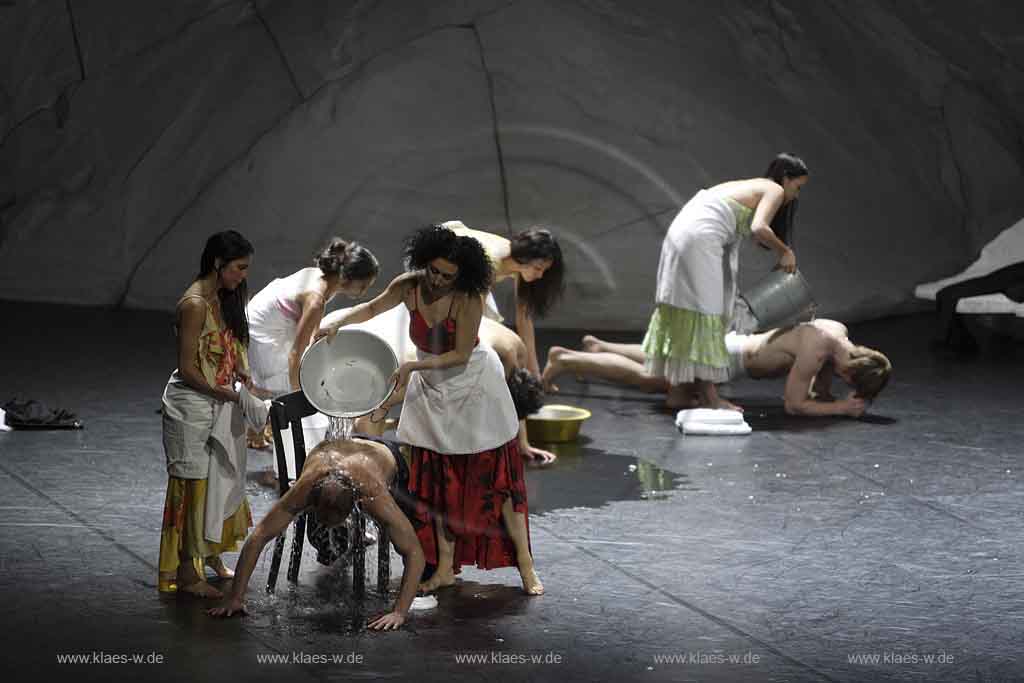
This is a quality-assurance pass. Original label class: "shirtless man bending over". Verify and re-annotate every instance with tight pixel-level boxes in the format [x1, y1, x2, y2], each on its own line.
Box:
[541, 319, 891, 417]
[208, 436, 425, 631]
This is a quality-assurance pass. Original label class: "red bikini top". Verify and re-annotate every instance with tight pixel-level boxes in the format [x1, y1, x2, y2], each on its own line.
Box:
[408, 286, 478, 355]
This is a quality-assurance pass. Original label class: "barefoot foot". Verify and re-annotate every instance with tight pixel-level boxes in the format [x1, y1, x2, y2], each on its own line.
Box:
[178, 581, 224, 599]
[257, 468, 279, 488]
[705, 397, 744, 412]
[418, 570, 456, 593]
[665, 394, 700, 411]
[581, 334, 602, 353]
[205, 556, 235, 580]
[518, 564, 545, 595]
[541, 346, 569, 393]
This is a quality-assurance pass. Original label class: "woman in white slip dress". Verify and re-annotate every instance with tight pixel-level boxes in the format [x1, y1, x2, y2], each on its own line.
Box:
[643, 153, 809, 411]
[246, 238, 379, 474]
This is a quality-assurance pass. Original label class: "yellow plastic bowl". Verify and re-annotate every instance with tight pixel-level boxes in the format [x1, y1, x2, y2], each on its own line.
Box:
[526, 404, 592, 443]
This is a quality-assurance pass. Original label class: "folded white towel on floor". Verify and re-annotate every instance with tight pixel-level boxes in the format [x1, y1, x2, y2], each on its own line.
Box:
[675, 409, 752, 435]
[676, 408, 746, 424]
[680, 421, 752, 435]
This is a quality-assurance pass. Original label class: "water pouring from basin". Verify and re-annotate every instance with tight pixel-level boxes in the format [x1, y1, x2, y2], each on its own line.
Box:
[299, 330, 399, 439]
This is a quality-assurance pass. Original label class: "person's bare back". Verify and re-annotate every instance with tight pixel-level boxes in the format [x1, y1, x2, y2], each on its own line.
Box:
[743, 319, 848, 379]
[300, 438, 396, 496]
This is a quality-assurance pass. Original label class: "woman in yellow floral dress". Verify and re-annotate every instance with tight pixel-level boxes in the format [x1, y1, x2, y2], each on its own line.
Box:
[158, 230, 256, 598]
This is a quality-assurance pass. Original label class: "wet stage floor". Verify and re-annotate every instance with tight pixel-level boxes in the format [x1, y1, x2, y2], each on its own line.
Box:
[1, 301, 1023, 682]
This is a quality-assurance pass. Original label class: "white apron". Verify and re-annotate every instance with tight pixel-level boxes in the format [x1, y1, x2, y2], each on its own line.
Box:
[396, 343, 519, 455]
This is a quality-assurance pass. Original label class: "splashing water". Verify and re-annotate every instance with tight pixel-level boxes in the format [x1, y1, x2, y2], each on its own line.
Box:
[327, 416, 356, 441]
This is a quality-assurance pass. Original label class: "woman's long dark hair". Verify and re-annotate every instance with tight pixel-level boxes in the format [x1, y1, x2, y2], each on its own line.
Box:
[762, 153, 809, 247]
[197, 230, 254, 346]
[314, 237, 380, 282]
[510, 227, 564, 318]
[403, 224, 493, 296]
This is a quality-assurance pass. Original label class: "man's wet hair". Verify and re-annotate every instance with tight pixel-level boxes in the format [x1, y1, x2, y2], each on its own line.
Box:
[847, 346, 892, 400]
[507, 367, 545, 420]
[307, 472, 356, 524]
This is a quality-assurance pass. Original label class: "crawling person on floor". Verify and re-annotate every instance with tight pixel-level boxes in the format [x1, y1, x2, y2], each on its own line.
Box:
[542, 318, 891, 417]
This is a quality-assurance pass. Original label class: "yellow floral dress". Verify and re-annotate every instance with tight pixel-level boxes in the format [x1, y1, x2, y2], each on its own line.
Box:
[158, 295, 253, 593]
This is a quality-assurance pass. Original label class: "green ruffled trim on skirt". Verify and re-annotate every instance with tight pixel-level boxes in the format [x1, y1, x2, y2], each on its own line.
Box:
[642, 303, 730, 369]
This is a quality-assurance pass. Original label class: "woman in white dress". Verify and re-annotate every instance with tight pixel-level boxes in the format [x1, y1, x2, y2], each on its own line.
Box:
[643, 153, 808, 411]
[245, 238, 379, 466]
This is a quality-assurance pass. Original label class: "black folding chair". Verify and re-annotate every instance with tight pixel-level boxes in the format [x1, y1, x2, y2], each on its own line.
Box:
[265, 390, 390, 597]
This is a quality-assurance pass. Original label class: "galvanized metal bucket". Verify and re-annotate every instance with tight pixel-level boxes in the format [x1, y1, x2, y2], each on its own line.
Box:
[739, 269, 815, 331]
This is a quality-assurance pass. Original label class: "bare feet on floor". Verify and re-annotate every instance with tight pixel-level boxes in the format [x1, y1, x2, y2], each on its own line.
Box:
[418, 570, 456, 593]
[541, 346, 569, 392]
[178, 580, 224, 599]
[665, 394, 700, 411]
[205, 556, 235, 579]
[707, 397, 744, 412]
[257, 468, 279, 488]
[518, 562, 545, 595]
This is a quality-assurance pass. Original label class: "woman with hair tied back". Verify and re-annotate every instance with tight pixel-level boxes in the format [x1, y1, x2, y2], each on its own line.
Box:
[643, 153, 809, 412]
[245, 238, 380, 455]
[159, 230, 257, 598]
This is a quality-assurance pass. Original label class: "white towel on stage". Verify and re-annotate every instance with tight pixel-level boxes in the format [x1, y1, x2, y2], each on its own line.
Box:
[238, 384, 270, 429]
[675, 408, 752, 435]
[205, 398, 248, 544]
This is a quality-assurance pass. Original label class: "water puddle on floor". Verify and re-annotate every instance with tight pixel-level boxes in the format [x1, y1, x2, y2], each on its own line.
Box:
[525, 441, 694, 514]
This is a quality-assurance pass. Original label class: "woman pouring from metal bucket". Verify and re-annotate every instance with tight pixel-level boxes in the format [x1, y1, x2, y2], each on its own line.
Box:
[317, 224, 543, 596]
[643, 153, 809, 412]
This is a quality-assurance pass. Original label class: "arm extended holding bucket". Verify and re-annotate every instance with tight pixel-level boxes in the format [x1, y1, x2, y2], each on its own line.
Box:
[749, 181, 796, 274]
[316, 274, 415, 341]
[289, 291, 327, 390]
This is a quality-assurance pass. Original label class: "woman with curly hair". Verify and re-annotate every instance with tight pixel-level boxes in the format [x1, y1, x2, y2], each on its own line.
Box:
[319, 224, 543, 595]
[441, 220, 564, 378]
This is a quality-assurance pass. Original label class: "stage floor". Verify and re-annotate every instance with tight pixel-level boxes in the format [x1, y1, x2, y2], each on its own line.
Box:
[1, 301, 1022, 682]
